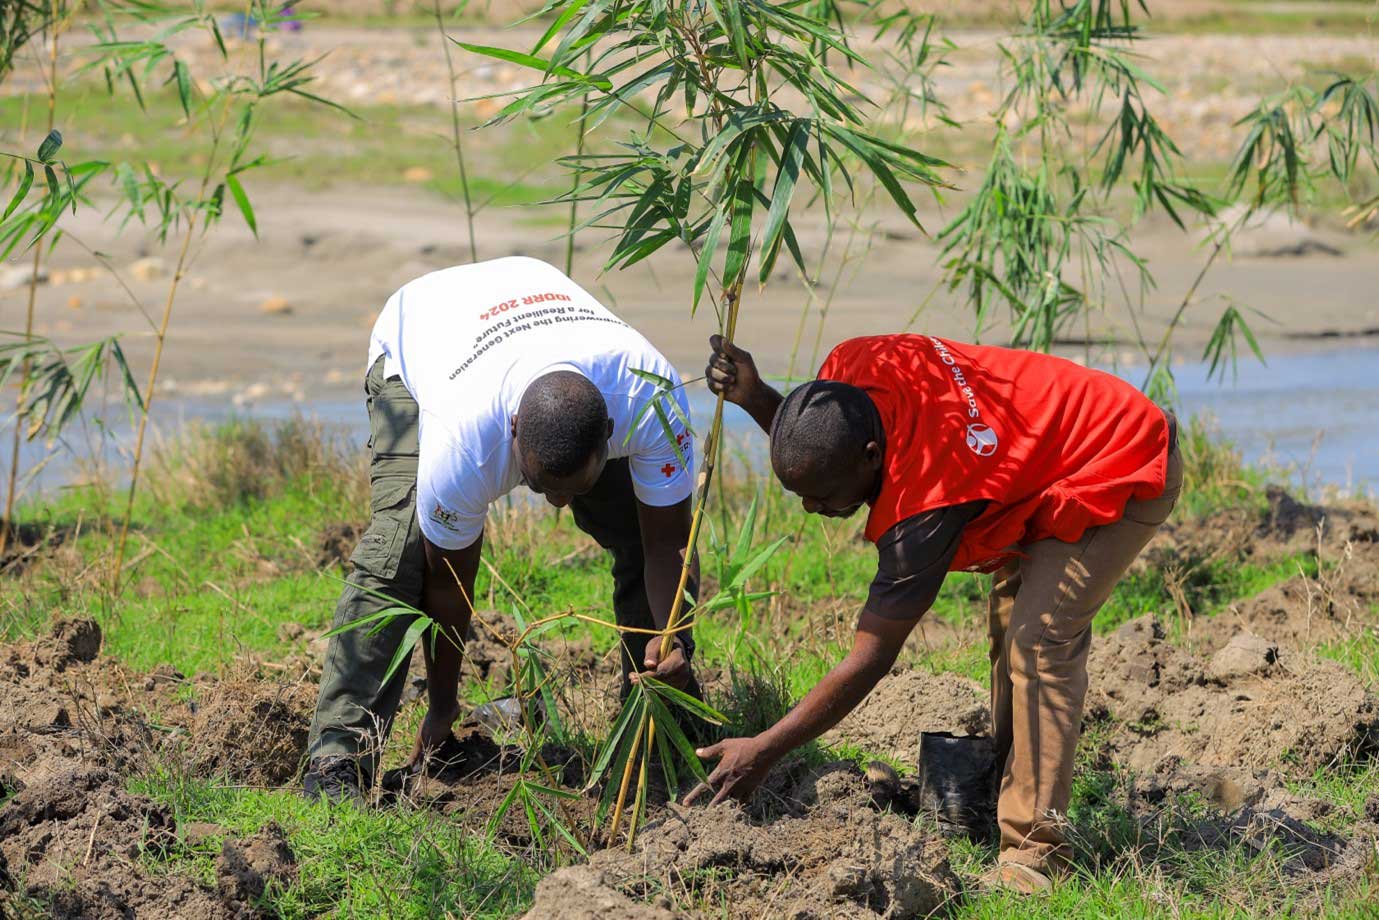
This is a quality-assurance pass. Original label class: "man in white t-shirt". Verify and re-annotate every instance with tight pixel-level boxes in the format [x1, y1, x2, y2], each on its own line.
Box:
[304, 257, 699, 803]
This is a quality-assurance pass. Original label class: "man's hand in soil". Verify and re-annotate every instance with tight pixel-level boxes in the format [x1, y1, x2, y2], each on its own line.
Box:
[684, 736, 776, 805]
[705, 335, 782, 434]
[685, 613, 919, 806]
[405, 701, 461, 771]
[631, 635, 691, 690]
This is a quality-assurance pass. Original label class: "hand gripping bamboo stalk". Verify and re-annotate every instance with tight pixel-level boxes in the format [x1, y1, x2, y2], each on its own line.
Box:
[609, 290, 742, 846]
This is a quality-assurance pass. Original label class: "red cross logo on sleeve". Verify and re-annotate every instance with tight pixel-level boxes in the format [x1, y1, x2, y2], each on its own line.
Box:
[660, 463, 677, 478]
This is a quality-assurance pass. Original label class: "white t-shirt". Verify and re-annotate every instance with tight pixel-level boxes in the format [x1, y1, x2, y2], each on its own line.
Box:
[367, 257, 694, 550]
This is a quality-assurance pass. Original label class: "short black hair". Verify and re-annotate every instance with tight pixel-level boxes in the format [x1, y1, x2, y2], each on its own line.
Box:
[769, 380, 880, 483]
[515, 371, 609, 477]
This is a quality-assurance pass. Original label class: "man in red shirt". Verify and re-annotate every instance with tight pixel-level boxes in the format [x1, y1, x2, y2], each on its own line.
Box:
[690, 333, 1182, 893]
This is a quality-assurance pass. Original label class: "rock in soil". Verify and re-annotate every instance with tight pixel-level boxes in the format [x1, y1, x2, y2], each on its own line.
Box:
[1088, 616, 1379, 777]
[591, 762, 961, 920]
[1207, 632, 1280, 681]
[825, 668, 989, 763]
[522, 867, 677, 919]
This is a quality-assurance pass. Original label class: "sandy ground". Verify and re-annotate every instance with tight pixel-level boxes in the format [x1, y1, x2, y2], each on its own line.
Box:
[4, 183, 1376, 408]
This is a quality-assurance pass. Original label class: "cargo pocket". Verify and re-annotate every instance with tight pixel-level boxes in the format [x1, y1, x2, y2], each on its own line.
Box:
[349, 477, 416, 581]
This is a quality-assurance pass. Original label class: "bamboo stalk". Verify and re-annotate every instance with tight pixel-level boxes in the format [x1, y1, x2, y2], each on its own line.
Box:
[609, 285, 743, 846]
[606, 704, 649, 839]
[110, 210, 200, 593]
[2, 0, 61, 556]
[434, 0, 477, 263]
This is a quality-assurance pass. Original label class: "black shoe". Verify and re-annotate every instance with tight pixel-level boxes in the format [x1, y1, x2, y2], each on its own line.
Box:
[303, 756, 366, 805]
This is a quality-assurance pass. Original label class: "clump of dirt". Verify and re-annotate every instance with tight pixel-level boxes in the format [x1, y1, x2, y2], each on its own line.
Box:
[522, 867, 677, 920]
[1088, 617, 1379, 777]
[824, 668, 989, 763]
[27, 616, 103, 672]
[183, 677, 314, 786]
[0, 520, 75, 574]
[590, 762, 961, 920]
[217, 821, 298, 910]
[0, 764, 306, 918]
[316, 521, 365, 569]
[0, 621, 157, 788]
[0, 767, 230, 919]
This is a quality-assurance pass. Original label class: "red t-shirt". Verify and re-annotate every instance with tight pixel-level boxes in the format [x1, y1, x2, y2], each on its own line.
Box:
[817, 335, 1170, 572]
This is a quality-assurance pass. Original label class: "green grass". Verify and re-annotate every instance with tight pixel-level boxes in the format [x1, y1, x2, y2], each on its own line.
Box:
[131, 769, 539, 918]
[1318, 628, 1379, 688]
[0, 84, 574, 214]
[2, 418, 1375, 917]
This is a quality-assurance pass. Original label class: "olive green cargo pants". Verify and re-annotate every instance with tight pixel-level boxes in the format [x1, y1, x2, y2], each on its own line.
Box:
[306, 358, 697, 777]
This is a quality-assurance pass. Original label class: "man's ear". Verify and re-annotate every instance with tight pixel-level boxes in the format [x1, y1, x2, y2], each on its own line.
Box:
[864, 440, 883, 470]
[510, 414, 519, 439]
[604, 417, 614, 439]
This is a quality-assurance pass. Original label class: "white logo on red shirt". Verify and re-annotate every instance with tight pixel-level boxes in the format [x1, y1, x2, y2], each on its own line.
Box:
[966, 424, 998, 457]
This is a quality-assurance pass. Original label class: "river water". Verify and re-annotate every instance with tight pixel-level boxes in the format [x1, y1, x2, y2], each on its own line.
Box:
[7, 343, 1377, 503]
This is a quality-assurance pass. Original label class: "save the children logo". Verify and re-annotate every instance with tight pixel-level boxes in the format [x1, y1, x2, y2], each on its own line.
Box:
[966, 424, 999, 457]
[928, 336, 1001, 459]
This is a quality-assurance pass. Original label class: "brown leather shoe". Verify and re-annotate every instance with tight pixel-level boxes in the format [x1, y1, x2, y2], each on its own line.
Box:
[977, 862, 1054, 895]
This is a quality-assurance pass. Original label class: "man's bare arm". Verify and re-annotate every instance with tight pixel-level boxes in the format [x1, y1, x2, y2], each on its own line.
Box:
[411, 534, 483, 763]
[687, 612, 919, 805]
[635, 496, 696, 688]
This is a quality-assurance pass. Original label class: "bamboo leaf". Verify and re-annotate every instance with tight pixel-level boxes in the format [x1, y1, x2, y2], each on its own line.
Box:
[587, 683, 643, 787]
[381, 616, 432, 687]
[173, 59, 192, 116]
[693, 203, 728, 316]
[454, 41, 612, 91]
[225, 173, 257, 236]
[758, 120, 807, 283]
[639, 677, 726, 725]
[722, 165, 755, 289]
[3, 161, 34, 221]
[36, 130, 63, 163]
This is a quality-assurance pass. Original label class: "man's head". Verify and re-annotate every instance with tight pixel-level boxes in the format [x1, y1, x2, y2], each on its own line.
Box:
[769, 380, 884, 518]
[512, 370, 613, 507]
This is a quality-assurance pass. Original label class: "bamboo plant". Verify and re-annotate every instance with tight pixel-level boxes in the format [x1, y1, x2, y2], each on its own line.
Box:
[89, 0, 348, 592]
[462, 0, 948, 843]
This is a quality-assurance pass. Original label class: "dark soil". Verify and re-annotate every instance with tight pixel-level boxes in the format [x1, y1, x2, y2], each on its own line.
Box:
[1151, 485, 1379, 572]
[589, 761, 961, 920]
[183, 677, 314, 787]
[0, 766, 268, 919]
[0, 620, 315, 917]
[0, 520, 76, 575]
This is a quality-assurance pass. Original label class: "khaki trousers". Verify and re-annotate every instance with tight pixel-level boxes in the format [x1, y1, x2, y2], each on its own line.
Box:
[988, 444, 1183, 871]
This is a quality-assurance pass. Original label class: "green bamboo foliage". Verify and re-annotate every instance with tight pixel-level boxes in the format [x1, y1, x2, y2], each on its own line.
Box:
[89, 0, 349, 592]
[941, 0, 1378, 391]
[463, 0, 949, 843]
